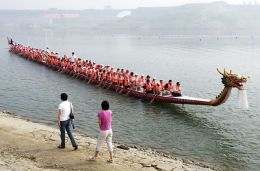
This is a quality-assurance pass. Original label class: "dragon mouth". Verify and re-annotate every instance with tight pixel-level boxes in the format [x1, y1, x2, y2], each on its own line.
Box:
[234, 82, 246, 90]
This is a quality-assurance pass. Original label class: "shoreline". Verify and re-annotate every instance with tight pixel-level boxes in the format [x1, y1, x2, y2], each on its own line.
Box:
[0, 111, 219, 171]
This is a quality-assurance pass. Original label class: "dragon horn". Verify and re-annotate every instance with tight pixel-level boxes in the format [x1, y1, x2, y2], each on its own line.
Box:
[217, 68, 224, 75]
[224, 68, 227, 76]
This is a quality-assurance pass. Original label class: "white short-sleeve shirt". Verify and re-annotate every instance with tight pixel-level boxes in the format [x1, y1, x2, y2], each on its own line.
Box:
[58, 101, 71, 121]
[70, 55, 76, 62]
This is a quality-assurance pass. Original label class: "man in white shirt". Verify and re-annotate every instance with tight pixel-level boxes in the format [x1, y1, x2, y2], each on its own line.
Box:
[70, 52, 76, 63]
[58, 93, 78, 150]
[46, 47, 50, 54]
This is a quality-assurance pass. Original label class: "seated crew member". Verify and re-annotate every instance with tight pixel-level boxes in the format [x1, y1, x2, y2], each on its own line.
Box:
[112, 72, 118, 85]
[118, 73, 124, 86]
[125, 70, 130, 77]
[101, 70, 107, 81]
[116, 68, 120, 74]
[167, 80, 174, 93]
[146, 75, 150, 82]
[123, 74, 130, 88]
[133, 73, 139, 90]
[106, 71, 112, 82]
[137, 74, 145, 91]
[172, 82, 182, 96]
[109, 67, 114, 75]
[159, 80, 165, 92]
[163, 83, 171, 95]
[144, 79, 153, 94]
[87, 68, 92, 77]
[154, 83, 161, 95]
[128, 72, 134, 88]
[151, 78, 156, 87]
[94, 70, 99, 80]
[120, 68, 124, 75]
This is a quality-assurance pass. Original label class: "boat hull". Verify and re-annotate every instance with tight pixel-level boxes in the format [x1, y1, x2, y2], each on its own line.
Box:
[9, 49, 211, 105]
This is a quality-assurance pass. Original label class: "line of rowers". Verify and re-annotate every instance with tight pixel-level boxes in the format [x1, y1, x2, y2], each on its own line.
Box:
[10, 43, 182, 97]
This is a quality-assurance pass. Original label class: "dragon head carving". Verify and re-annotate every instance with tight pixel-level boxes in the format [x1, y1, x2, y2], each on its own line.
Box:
[217, 68, 249, 90]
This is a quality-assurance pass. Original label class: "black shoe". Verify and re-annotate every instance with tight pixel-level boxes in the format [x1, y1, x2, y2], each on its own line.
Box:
[58, 145, 65, 149]
[74, 145, 78, 151]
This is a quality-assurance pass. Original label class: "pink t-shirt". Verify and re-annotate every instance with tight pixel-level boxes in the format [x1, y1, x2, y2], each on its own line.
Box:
[98, 110, 113, 131]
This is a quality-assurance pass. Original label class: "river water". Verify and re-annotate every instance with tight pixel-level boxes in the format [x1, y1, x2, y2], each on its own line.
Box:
[0, 31, 260, 170]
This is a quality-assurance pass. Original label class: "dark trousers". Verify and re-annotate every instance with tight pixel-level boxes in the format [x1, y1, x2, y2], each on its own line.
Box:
[60, 119, 77, 147]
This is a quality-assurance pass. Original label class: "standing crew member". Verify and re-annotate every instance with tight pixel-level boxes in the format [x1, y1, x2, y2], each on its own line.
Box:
[70, 52, 76, 63]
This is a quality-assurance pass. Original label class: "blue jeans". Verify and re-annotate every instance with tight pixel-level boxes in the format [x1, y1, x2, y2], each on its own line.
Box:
[60, 119, 77, 147]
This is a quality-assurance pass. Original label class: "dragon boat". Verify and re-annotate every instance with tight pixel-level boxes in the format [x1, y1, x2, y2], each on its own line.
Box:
[7, 40, 249, 106]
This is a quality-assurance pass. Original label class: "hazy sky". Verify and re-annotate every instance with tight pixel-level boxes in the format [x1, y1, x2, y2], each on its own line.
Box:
[0, 0, 258, 10]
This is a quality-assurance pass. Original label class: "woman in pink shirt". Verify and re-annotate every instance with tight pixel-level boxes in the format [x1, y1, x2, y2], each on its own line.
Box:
[90, 100, 113, 162]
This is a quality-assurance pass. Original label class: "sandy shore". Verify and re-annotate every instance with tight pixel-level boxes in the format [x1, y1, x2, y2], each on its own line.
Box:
[0, 111, 217, 171]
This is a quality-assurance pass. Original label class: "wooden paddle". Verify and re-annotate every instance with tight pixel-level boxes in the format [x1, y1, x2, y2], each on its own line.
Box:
[88, 78, 92, 83]
[106, 83, 112, 89]
[119, 88, 125, 94]
[116, 87, 120, 93]
[149, 94, 157, 104]
[96, 80, 103, 87]
[85, 76, 90, 82]
[103, 82, 108, 88]
[124, 89, 132, 96]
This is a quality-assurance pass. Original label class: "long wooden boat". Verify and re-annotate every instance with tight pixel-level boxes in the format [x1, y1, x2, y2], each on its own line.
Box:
[7, 41, 249, 106]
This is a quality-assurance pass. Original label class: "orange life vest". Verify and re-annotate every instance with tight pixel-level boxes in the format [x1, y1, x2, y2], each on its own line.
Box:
[107, 73, 112, 81]
[101, 73, 106, 80]
[112, 75, 118, 83]
[145, 83, 152, 91]
[155, 85, 161, 93]
[124, 76, 129, 86]
[168, 84, 173, 92]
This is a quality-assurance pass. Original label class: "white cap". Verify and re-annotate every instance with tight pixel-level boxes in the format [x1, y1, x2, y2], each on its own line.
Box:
[153, 77, 156, 80]
[135, 73, 138, 76]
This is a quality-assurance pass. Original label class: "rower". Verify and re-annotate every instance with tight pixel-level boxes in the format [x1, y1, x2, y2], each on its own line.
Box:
[167, 80, 174, 93]
[118, 73, 124, 86]
[106, 72, 111, 82]
[146, 75, 150, 82]
[133, 73, 139, 90]
[101, 70, 107, 81]
[154, 83, 161, 95]
[123, 74, 130, 88]
[151, 77, 156, 87]
[137, 74, 145, 91]
[144, 79, 153, 94]
[112, 72, 118, 85]
[172, 82, 182, 96]
[159, 80, 165, 92]
[163, 83, 171, 95]
[129, 72, 134, 87]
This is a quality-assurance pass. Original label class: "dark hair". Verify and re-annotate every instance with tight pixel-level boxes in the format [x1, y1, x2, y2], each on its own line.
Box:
[101, 100, 109, 110]
[72, 52, 75, 55]
[60, 93, 68, 101]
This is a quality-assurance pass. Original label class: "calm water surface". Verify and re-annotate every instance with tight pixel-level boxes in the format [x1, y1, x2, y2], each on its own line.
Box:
[0, 32, 260, 171]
